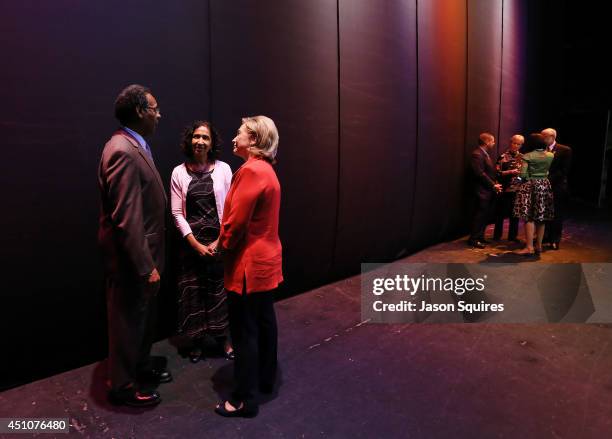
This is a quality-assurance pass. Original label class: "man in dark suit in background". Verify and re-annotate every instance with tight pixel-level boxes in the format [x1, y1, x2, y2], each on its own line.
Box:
[541, 128, 572, 250]
[98, 84, 171, 407]
[468, 132, 502, 248]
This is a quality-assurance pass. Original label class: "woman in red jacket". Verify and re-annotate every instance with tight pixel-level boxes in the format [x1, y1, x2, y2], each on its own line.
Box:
[215, 115, 282, 418]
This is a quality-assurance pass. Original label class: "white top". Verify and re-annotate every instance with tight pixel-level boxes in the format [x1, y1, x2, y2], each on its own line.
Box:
[170, 160, 232, 237]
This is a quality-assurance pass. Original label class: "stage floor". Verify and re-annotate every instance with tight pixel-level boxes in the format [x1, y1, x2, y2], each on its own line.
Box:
[2, 210, 612, 438]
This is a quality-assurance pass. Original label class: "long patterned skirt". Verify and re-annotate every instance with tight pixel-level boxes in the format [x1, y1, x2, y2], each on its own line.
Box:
[177, 254, 228, 340]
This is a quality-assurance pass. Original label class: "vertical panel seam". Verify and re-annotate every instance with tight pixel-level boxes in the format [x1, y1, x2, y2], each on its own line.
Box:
[208, 0, 213, 122]
[497, 0, 505, 153]
[408, 0, 420, 248]
[331, 0, 341, 274]
[464, 0, 470, 189]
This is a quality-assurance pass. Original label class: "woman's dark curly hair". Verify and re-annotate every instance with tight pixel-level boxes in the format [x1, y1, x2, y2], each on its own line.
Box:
[180, 120, 222, 161]
[522, 133, 547, 153]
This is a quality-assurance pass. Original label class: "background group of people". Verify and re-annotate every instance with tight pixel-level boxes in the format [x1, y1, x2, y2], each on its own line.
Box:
[98, 84, 282, 418]
[469, 129, 572, 255]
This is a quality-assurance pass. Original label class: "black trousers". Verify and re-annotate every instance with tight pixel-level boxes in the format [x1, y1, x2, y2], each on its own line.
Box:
[228, 288, 278, 405]
[106, 276, 159, 390]
[469, 193, 494, 242]
[493, 191, 519, 240]
[545, 186, 568, 243]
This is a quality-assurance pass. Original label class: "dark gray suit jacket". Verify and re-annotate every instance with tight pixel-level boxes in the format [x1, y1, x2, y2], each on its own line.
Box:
[98, 129, 166, 280]
[548, 142, 572, 193]
[471, 146, 497, 201]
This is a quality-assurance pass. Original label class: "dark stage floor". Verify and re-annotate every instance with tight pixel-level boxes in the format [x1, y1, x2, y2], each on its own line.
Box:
[2, 210, 612, 438]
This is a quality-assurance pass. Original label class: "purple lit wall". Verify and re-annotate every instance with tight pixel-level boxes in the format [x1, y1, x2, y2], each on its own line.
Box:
[0, 0, 534, 389]
[410, 0, 468, 249]
[335, 0, 418, 275]
[499, 0, 527, 146]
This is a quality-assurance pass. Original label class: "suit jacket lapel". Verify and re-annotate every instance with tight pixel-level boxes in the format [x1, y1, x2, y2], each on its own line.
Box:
[115, 130, 167, 203]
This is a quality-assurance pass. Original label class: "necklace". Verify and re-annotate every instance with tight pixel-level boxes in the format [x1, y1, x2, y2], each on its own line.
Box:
[187, 160, 213, 173]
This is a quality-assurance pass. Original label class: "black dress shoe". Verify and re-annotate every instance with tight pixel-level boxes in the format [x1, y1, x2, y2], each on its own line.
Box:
[468, 240, 486, 249]
[109, 387, 161, 407]
[139, 368, 173, 384]
[259, 383, 274, 394]
[214, 400, 258, 418]
[551, 242, 560, 250]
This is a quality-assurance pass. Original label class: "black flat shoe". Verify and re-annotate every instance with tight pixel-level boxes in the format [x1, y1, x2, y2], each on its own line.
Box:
[109, 387, 161, 407]
[516, 248, 535, 256]
[153, 369, 173, 383]
[215, 400, 258, 418]
[468, 240, 486, 249]
[189, 348, 203, 363]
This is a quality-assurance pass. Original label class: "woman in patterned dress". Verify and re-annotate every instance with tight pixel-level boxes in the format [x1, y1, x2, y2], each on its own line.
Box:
[513, 133, 555, 255]
[170, 121, 234, 362]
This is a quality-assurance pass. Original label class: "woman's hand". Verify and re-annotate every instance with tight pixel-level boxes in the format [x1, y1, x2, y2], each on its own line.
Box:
[186, 234, 214, 257]
[194, 242, 214, 257]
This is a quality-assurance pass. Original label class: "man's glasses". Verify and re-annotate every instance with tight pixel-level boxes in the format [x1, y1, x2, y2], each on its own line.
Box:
[145, 106, 161, 115]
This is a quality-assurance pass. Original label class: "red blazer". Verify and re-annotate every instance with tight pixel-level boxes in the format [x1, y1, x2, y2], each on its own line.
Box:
[219, 157, 283, 294]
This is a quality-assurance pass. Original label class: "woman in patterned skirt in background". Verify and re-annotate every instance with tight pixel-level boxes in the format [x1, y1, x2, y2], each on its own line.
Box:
[514, 133, 555, 256]
[170, 121, 234, 362]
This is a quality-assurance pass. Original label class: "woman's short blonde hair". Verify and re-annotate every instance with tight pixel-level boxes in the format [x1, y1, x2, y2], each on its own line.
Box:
[242, 115, 279, 163]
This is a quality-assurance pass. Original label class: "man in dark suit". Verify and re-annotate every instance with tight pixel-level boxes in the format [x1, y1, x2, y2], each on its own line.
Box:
[541, 128, 572, 250]
[98, 84, 171, 407]
[468, 132, 502, 248]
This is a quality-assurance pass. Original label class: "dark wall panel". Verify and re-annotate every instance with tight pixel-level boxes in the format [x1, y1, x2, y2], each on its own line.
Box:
[499, 0, 527, 147]
[209, 1, 339, 292]
[0, 0, 211, 388]
[410, 0, 468, 248]
[465, 0, 503, 155]
[335, 0, 418, 274]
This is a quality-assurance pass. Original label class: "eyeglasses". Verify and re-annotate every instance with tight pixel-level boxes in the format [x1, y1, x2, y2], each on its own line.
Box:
[145, 106, 161, 115]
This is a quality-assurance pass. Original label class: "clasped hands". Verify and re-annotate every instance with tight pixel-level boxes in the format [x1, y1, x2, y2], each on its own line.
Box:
[194, 239, 220, 258]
